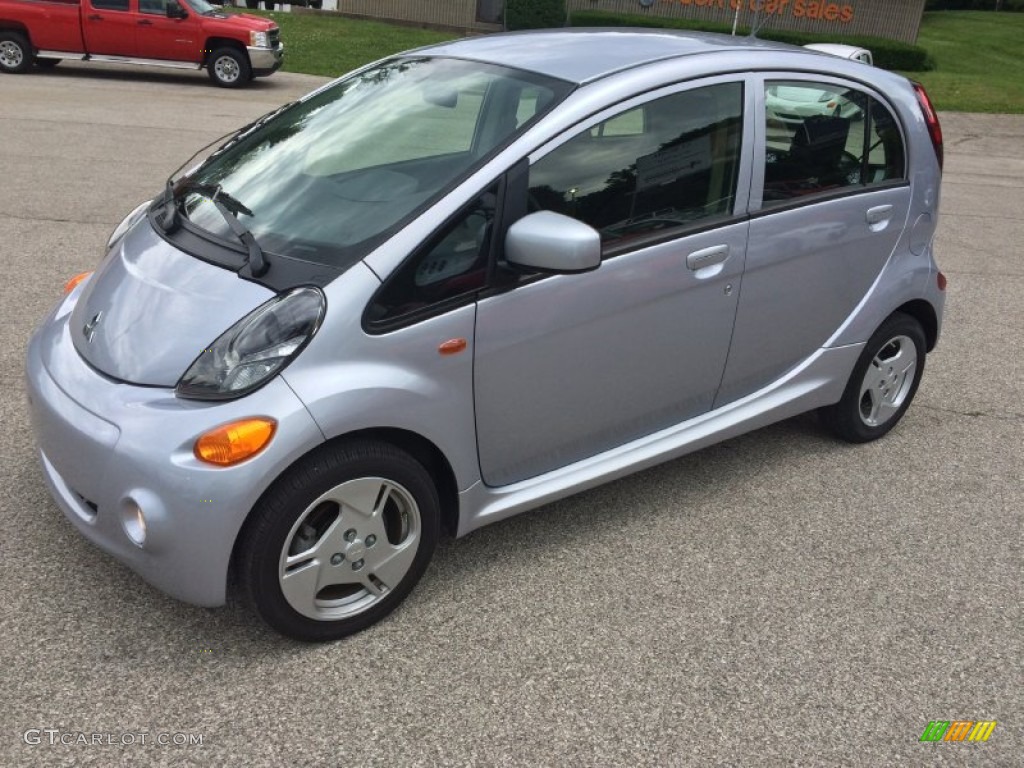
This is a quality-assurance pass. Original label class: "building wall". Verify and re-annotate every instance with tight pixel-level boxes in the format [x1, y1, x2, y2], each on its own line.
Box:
[326, 0, 926, 43]
[569, 0, 927, 44]
[329, 0, 502, 33]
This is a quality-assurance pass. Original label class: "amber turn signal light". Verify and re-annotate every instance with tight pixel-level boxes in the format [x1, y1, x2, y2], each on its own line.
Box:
[194, 418, 276, 466]
[63, 271, 93, 295]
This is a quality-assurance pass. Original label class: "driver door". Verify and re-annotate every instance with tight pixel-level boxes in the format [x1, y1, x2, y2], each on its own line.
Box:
[474, 79, 752, 487]
[137, 0, 200, 62]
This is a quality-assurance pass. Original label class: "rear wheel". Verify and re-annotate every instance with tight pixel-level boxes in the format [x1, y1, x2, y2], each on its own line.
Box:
[0, 31, 31, 75]
[207, 46, 250, 88]
[237, 440, 440, 641]
[819, 312, 926, 443]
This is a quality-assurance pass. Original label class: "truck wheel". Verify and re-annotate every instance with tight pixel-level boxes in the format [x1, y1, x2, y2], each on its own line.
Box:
[207, 47, 251, 88]
[0, 31, 32, 75]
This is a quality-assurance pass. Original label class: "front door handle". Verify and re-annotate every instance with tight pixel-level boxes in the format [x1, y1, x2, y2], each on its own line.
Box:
[866, 205, 894, 225]
[686, 244, 729, 271]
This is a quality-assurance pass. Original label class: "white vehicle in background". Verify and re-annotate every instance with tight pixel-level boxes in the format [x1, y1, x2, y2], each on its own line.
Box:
[804, 43, 874, 66]
[766, 44, 874, 124]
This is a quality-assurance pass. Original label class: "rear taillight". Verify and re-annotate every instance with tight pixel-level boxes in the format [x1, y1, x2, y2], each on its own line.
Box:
[937, 271, 947, 291]
[913, 82, 943, 172]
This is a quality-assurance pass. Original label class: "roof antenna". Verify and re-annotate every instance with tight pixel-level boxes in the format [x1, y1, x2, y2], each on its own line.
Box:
[748, 3, 766, 38]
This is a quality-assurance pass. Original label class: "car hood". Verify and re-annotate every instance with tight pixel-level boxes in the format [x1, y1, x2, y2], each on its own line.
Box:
[70, 218, 274, 387]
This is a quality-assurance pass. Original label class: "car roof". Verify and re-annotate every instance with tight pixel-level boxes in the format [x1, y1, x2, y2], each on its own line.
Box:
[409, 28, 802, 85]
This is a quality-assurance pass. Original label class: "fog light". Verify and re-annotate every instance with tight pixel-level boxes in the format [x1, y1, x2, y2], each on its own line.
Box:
[121, 498, 147, 547]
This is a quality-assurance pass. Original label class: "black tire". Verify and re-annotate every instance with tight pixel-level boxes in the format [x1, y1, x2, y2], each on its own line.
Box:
[819, 312, 927, 443]
[35, 57, 60, 69]
[0, 31, 32, 75]
[207, 46, 251, 88]
[237, 440, 440, 642]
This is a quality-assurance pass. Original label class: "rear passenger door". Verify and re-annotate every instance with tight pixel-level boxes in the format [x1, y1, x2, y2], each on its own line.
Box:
[82, 0, 137, 57]
[716, 75, 911, 406]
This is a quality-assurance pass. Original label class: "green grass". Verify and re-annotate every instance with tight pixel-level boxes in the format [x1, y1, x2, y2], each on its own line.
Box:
[246, 9, 1024, 113]
[248, 10, 456, 78]
[902, 11, 1024, 113]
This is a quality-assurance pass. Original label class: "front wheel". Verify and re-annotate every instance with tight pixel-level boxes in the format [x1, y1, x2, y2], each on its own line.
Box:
[0, 31, 32, 74]
[207, 47, 251, 88]
[237, 440, 440, 641]
[819, 312, 926, 443]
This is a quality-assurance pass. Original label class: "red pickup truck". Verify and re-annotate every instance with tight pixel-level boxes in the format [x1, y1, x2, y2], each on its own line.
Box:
[0, 0, 283, 87]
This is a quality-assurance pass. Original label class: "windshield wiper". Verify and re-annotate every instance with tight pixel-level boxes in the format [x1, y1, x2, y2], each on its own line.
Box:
[179, 182, 267, 277]
[156, 100, 296, 232]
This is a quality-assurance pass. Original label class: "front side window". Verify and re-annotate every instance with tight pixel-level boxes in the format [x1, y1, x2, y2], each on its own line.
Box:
[527, 82, 744, 254]
[367, 189, 497, 325]
[139, 0, 168, 13]
[173, 57, 571, 270]
[763, 81, 905, 205]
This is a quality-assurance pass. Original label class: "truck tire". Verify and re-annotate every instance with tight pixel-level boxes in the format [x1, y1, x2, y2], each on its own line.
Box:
[0, 31, 32, 75]
[207, 46, 251, 88]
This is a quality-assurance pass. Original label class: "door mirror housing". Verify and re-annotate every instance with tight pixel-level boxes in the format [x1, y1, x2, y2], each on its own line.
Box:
[504, 211, 601, 274]
[167, 1, 188, 18]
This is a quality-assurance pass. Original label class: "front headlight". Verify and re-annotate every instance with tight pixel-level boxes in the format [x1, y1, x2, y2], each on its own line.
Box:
[107, 200, 151, 251]
[176, 287, 325, 400]
[250, 31, 270, 48]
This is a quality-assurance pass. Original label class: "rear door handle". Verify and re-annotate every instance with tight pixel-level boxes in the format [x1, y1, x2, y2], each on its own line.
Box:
[87, 13, 102, 20]
[138, 19, 153, 26]
[686, 244, 729, 271]
[866, 205, 894, 225]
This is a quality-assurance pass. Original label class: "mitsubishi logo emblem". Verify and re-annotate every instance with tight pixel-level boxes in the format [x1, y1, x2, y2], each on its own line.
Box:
[83, 312, 103, 343]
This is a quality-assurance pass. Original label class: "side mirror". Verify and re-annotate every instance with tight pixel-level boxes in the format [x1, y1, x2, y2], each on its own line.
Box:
[505, 211, 601, 274]
[167, 1, 188, 18]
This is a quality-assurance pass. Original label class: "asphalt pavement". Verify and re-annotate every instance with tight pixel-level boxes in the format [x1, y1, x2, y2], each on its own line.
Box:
[0, 63, 1020, 767]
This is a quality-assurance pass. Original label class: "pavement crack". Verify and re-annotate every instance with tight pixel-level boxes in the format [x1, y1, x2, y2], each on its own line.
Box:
[918, 404, 1024, 422]
[0, 213, 114, 226]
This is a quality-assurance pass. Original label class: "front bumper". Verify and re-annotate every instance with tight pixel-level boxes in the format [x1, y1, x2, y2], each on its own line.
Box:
[25, 286, 323, 607]
[248, 43, 283, 77]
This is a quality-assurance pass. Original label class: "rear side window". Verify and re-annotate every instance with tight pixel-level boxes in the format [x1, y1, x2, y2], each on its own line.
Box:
[90, 0, 129, 9]
[763, 81, 905, 206]
[527, 82, 744, 254]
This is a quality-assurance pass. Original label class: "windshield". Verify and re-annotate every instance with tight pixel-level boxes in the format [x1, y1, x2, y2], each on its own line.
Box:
[184, 0, 218, 13]
[175, 57, 572, 269]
